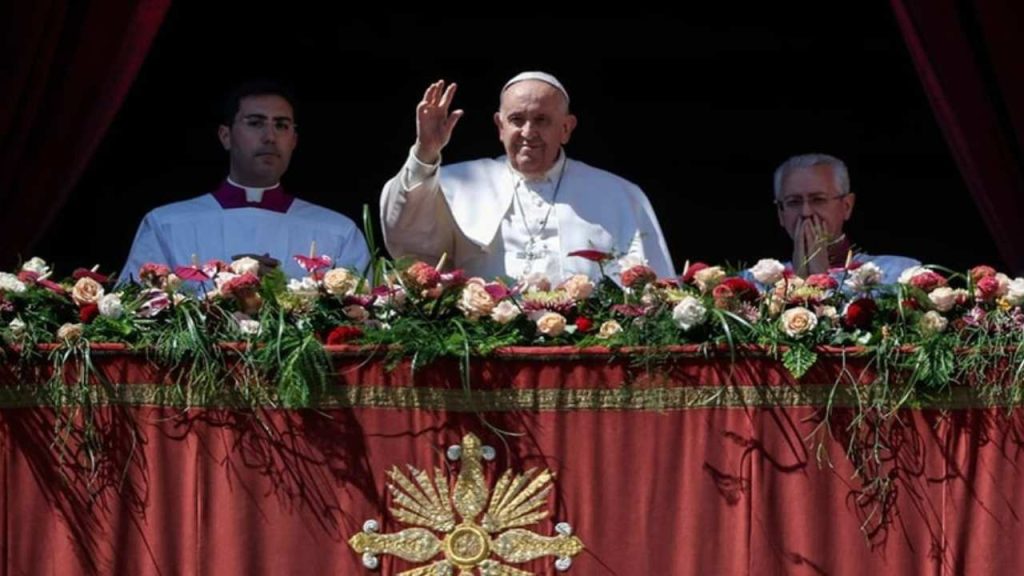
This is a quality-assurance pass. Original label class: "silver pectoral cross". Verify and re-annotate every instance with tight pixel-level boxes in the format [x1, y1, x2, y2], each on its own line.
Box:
[515, 239, 549, 261]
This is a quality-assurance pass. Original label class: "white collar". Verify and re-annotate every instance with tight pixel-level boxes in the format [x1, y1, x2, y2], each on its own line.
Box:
[228, 176, 280, 203]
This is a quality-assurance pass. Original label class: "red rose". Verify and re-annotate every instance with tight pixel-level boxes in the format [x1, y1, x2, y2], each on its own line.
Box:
[220, 273, 260, 297]
[441, 269, 467, 288]
[325, 325, 363, 345]
[621, 265, 657, 289]
[843, 298, 877, 330]
[969, 265, 997, 283]
[975, 276, 1001, 302]
[139, 263, 171, 286]
[805, 273, 839, 291]
[404, 261, 441, 291]
[908, 271, 947, 292]
[79, 303, 100, 323]
[718, 277, 759, 302]
[712, 283, 735, 309]
[575, 316, 594, 333]
[681, 262, 709, 284]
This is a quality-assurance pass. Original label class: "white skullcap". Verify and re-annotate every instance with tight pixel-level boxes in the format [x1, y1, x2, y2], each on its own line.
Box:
[501, 71, 570, 105]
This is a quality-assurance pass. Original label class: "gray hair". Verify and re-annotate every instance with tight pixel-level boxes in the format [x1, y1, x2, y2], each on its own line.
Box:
[773, 153, 850, 200]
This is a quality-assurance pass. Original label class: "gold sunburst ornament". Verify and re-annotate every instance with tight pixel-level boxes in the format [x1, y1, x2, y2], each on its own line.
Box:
[349, 433, 585, 575]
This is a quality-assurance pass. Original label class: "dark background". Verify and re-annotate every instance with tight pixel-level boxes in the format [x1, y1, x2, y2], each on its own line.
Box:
[33, 5, 1002, 274]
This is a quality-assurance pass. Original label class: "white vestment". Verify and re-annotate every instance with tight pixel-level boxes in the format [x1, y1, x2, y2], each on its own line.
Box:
[120, 183, 370, 282]
[381, 151, 674, 282]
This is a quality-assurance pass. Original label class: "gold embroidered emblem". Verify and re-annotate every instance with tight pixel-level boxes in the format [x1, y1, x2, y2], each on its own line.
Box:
[349, 433, 584, 574]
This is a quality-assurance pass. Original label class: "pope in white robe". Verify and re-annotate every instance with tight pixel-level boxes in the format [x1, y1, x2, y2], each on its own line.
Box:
[381, 72, 674, 283]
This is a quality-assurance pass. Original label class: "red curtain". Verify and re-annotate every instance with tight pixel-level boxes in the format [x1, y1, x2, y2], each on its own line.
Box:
[891, 0, 1024, 273]
[0, 0, 171, 268]
[2, 349, 1024, 574]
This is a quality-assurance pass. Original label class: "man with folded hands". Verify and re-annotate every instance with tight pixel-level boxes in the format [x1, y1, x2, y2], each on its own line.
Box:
[772, 153, 919, 283]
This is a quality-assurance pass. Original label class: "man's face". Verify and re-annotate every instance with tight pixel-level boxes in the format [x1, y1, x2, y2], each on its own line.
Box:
[494, 80, 577, 179]
[218, 94, 297, 187]
[776, 164, 855, 240]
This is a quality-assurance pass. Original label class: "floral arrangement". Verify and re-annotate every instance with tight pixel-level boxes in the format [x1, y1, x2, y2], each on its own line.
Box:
[4, 249, 1024, 395]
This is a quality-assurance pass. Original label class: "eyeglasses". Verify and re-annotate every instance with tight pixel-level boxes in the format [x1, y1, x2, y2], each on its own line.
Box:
[776, 194, 847, 211]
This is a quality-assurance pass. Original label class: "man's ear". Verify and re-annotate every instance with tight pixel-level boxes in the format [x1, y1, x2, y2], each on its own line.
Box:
[561, 114, 578, 145]
[218, 124, 231, 150]
[842, 193, 856, 221]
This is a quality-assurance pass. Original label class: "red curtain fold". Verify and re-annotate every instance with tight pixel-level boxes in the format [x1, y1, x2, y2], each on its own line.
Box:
[0, 0, 171, 268]
[3, 351, 1024, 574]
[890, 0, 1024, 273]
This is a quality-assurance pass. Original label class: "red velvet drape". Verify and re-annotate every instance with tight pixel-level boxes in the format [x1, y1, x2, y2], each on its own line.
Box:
[890, 0, 1024, 273]
[2, 349, 1024, 574]
[0, 0, 171, 268]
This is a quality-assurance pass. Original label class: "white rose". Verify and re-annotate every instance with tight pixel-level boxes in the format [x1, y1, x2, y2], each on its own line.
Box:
[323, 268, 359, 296]
[98, 293, 124, 318]
[928, 287, 958, 312]
[535, 311, 567, 337]
[56, 323, 84, 341]
[287, 276, 319, 294]
[0, 272, 27, 293]
[780, 306, 818, 338]
[597, 320, 623, 339]
[995, 273, 1012, 297]
[672, 296, 707, 331]
[749, 259, 785, 285]
[21, 257, 50, 276]
[458, 279, 496, 320]
[232, 312, 261, 336]
[693, 266, 725, 293]
[1005, 278, 1024, 306]
[8, 318, 27, 340]
[844, 262, 884, 291]
[213, 272, 239, 290]
[816, 305, 838, 320]
[230, 257, 261, 276]
[919, 310, 948, 335]
[560, 274, 594, 301]
[490, 300, 521, 324]
[519, 271, 551, 293]
[71, 277, 104, 306]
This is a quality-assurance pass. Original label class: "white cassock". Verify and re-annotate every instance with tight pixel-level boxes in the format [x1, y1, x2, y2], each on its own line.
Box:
[381, 149, 675, 282]
[119, 179, 370, 282]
